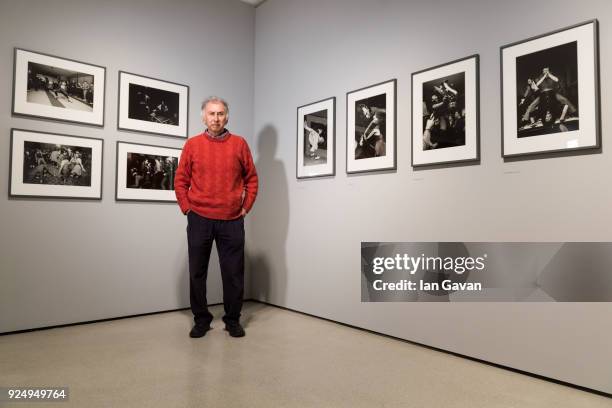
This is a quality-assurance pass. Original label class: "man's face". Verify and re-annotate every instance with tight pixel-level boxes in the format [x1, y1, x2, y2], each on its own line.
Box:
[545, 111, 552, 123]
[204, 101, 228, 134]
[360, 106, 371, 119]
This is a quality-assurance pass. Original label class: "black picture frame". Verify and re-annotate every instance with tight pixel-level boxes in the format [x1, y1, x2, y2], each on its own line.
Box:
[500, 19, 600, 158]
[115, 141, 182, 202]
[12, 48, 106, 127]
[9, 128, 104, 200]
[117, 71, 190, 139]
[296, 96, 336, 179]
[411, 54, 480, 167]
[346, 79, 397, 174]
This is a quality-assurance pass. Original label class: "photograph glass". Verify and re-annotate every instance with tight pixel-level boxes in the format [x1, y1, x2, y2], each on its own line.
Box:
[346, 79, 396, 174]
[303, 109, 328, 166]
[354, 93, 386, 160]
[10, 129, 103, 199]
[515, 41, 579, 138]
[125, 151, 178, 190]
[411, 56, 479, 167]
[116, 142, 182, 202]
[27, 62, 94, 112]
[422, 72, 465, 150]
[128, 84, 180, 126]
[501, 20, 599, 157]
[23, 141, 93, 187]
[118, 72, 189, 138]
[296, 97, 335, 179]
[13, 48, 105, 126]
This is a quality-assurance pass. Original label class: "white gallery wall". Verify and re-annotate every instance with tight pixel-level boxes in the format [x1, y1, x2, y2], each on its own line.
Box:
[249, 0, 612, 394]
[0, 0, 255, 333]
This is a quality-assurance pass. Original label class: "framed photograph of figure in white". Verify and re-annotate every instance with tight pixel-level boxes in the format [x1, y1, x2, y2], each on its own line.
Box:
[501, 19, 600, 157]
[12, 48, 105, 126]
[9, 129, 103, 199]
[296, 97, 335, 179]
[117, 71, 189, 138]
[115, 142, 181, 202]
[411, 55, 480, 167]
[346, 79, 396, 174]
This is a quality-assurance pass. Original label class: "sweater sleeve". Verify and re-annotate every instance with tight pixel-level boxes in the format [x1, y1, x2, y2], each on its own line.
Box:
[240, 139, 259, 213]
[174, 140, 192, 214]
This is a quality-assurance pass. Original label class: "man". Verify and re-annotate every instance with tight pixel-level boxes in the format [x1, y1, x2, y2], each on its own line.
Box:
[304, 121, 323, 160]
[359, 110, 385, 157]
[522, 67, 577, 123]
[174, 96, 258, 339]
[162, 156, 176, 190]
[54, 80, 71, 102]
[78, 80, 90, 103]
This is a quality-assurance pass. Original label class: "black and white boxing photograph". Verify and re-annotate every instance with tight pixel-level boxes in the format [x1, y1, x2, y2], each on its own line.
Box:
[128, 84, 180, 126]
[118, 72, 189, 138]
[12, 48, 106, 126]
[411, 55, 479, 167]
[501, 20, 599, 157]
[125, 151, 178, 190]
[115, 142, 181, 202]
[302, 109, 328, 166]
[296, 96, 335, 179]
[515, 41, 579, 138]
[9, 129, 103, 199]
[346, 79, 396, 173]
[26, 62, 94, 112]
[421, 72, 465, 150]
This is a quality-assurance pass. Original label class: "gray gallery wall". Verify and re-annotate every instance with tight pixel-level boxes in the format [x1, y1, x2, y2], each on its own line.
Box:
[0, 0, 255, 333]
[250, 0, 612, 394]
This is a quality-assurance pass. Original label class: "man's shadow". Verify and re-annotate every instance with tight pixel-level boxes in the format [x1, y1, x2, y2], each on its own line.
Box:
[244, 125, 289, 326]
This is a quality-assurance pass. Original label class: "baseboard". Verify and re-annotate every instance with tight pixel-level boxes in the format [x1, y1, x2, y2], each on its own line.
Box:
[0, 305, 201, 336]
[247, 299, 612, 399]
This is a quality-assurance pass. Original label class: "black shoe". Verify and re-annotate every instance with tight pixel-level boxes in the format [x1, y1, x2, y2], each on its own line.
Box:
[189, 324, 211, 338]
[225, 322, 245, 338]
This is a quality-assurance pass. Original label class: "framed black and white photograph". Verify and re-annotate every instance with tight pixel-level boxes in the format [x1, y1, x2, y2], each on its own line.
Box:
[411, 55, 479, 166]
[115, 142, 181, 202]
[9, 129, 103, 199]
[501, 20, 600, 157]
[296, 97, 335, 179]
[346, 79, 396, 174]
[118, 71, 189, 138]
[12, 48, 105, 126]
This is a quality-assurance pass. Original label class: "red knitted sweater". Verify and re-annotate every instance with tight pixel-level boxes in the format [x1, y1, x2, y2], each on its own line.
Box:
[174, 131, 258, 220]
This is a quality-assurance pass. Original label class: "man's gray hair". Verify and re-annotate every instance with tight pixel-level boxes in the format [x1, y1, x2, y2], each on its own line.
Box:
[201, 96, 229, 115]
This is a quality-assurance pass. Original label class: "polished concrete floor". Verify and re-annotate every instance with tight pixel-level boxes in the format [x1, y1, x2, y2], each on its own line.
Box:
[1, 302, 610, 407]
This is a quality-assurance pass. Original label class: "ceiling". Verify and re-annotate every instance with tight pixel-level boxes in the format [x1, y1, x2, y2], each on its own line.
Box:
[239, 0, 267, 7]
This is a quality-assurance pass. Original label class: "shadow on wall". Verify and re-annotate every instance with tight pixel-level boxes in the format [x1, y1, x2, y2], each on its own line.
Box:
[248, 125, 289, 305]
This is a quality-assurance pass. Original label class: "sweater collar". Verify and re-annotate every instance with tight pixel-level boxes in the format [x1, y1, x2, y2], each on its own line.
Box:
[204, 128, 230, 141]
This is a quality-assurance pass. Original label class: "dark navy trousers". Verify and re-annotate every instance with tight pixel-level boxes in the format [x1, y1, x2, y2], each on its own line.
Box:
[187, 211, 245, 326]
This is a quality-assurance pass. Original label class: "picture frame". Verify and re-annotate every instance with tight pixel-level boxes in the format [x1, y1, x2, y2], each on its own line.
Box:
[9, 128, 103, 200]
[501, 19, 600, 157]
[346, 79, 396, 174]
[115, 141, 181, 202]
[411, 55, 480, 167]
[12, 48, 106, 126]
[117, 71, 189, 138]
[296, 97, 336, 179]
